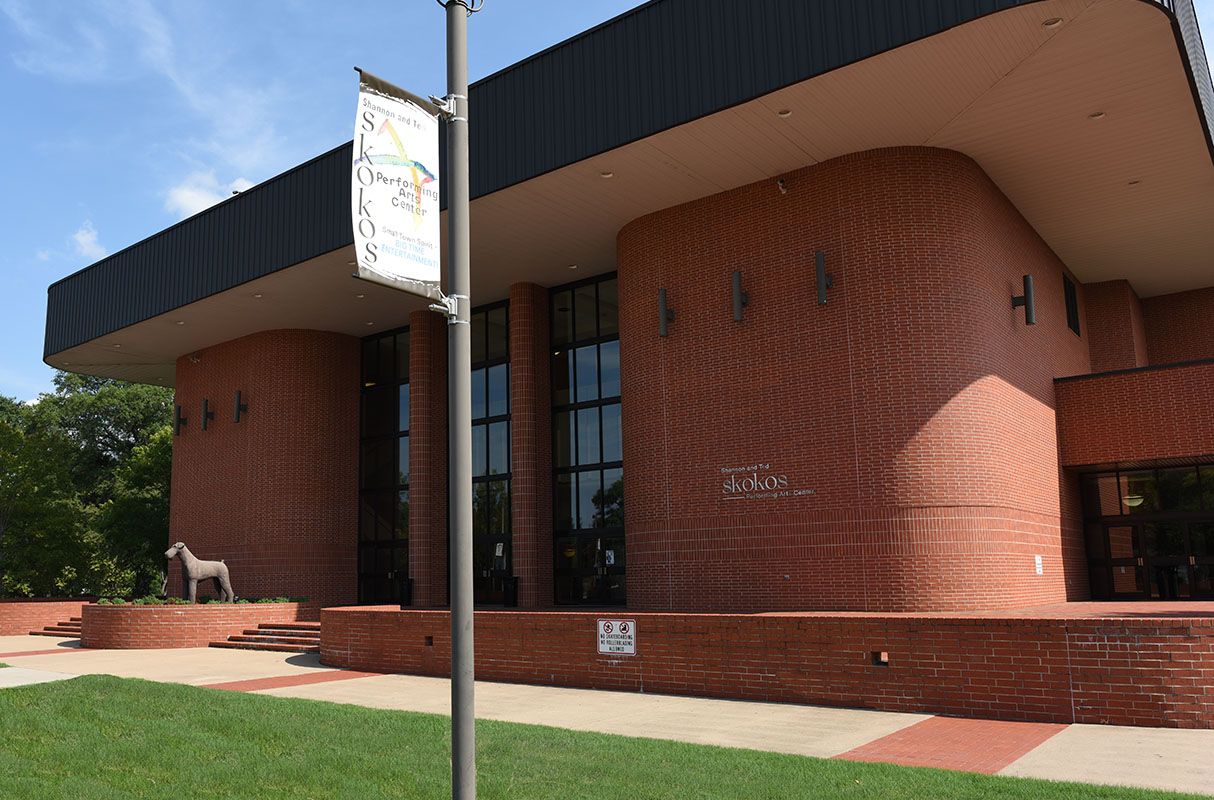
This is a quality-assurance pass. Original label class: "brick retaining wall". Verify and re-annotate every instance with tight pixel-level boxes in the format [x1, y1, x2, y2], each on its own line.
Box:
[321, 607, 1214, 729]
[81, 601, 320, 649]
[0, 599, 88, 635]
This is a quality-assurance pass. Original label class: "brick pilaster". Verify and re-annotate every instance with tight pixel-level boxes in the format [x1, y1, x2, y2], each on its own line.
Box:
[508, 283, 553, 608]
[409, 310, 448, 607]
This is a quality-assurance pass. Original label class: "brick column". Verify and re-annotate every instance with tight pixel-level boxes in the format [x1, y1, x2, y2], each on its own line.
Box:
[508, 283, 552, 608]
[409, 310, 448, 607]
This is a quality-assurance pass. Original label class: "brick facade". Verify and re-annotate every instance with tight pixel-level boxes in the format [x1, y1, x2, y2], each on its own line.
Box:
[1142, 287, 1214, 366]
[616, 147, 1091, 613]
[1055, 360, 1214, 467]
[320, 605, 1214, 729]
[81, 601, 319, 649]
[407, 311, 448, 607]
[0, 600, 88, 635]
[1083, 280, 1149, 373]
[507, 283, 553, 608]
[168, 329, 360, 606]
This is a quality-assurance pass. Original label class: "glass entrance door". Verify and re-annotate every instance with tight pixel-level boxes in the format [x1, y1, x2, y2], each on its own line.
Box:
[1082, 467, 1214, 600]
[1142, 523, 1192, 599]
[1188, 523, 1214, 599]
[1105, 525, 1147, 598]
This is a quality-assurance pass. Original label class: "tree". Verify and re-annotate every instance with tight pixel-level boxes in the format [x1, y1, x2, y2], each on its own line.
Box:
[38, 373, 173, 504]
[0, 398, 93, 596]
[0, 375, 173, 598]
[97, 426, 173, 595]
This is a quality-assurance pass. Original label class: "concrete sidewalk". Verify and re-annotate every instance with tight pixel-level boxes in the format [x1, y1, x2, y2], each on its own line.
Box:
[1, 634, 1211, 796]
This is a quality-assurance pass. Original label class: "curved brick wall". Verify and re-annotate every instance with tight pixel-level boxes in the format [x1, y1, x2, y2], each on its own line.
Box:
[617, 147, 1091, 613]
[80, 602, 319, 649]
[169, 329, 359, 605]
[0, 600, 88, 635]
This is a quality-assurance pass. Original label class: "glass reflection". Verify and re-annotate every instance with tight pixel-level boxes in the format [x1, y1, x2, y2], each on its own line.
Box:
[601, 403, 622, 463]
[599, 341, 620, 398]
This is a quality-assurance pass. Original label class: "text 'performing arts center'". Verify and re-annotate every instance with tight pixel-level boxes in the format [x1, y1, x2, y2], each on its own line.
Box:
[45, 0, 1214, 727]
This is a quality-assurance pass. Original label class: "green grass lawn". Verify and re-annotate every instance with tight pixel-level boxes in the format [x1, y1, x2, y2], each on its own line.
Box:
[0, 675, 1203, 800]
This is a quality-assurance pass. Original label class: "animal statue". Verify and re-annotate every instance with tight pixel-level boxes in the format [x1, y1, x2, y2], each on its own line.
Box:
[164, 542, 235, 603]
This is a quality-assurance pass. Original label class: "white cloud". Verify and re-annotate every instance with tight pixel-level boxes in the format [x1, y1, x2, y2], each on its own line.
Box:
[2, 0, 285, 214]
[35, 249, 51, 262]
[71, 220, 107, 261]
[165, 171, 253, 219]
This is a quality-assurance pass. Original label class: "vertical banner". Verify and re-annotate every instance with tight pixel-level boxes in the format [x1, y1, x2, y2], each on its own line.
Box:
[352, 69, 443, 300]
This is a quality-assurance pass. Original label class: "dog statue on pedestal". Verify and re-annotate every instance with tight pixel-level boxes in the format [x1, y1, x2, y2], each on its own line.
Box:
[164, 542, 235, 603]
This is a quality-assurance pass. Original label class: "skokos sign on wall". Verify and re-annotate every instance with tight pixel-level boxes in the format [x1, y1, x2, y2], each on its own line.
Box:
[351, 69, 442, 301]
[720, 463, 815, 501]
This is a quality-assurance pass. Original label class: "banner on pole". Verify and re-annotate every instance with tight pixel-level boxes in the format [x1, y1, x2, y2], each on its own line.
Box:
[351, 69, 443, 301]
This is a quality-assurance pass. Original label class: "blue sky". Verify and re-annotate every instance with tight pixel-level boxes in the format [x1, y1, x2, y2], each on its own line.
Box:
[1, 0, 1212, 401]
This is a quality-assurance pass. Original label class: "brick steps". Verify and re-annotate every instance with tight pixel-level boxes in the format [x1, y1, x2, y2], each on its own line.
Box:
[30, 618, 82, 638]
[209, 622, 320, 654]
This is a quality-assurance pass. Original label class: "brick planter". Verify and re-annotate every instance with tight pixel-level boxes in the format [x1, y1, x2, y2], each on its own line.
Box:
[0, 599, 90, 635]
[321, 606, 1214, 729]
[81, 601, 320, 649]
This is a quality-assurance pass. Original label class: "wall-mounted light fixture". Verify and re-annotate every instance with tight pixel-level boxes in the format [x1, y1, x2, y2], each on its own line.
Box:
[234, 390, 249, 423]
[201, 399, 216, 431]
[174, 405, 188, 436]
[731, 271, 749, 322]
[815, 250, 833, 306]
[658, 288, 676, 337]
[1012, 274, 1036, 325]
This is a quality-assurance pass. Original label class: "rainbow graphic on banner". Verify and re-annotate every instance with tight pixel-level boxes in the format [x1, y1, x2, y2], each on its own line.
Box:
[354, 119, 436, 225]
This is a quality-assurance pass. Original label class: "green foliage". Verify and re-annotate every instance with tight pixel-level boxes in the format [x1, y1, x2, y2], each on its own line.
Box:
[0, 375, 172, 598]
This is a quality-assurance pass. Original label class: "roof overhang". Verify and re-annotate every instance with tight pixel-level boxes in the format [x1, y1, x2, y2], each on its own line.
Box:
[45, 0, 1214, 385]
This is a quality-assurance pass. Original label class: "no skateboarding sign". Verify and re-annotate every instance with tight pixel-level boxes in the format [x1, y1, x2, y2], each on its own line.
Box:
[597, 619, 636, 655]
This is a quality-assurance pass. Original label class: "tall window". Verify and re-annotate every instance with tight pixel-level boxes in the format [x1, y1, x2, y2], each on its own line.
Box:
[359, 328, 410, 604]
[471, 305, 512, 604]
[1063, 275, 1081, 336]
[551, 275, 624, 605]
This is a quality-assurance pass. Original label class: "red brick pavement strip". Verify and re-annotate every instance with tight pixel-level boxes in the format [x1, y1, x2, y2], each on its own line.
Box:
[0, 647, 87, 658]
[201, 670, 386, 693]
[835, 717, 1068, 775]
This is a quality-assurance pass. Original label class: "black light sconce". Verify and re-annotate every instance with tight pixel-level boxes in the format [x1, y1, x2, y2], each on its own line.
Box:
[234, 390, 249, 423]
[174, 405, 188, 436]
[658, 288, 676, 337]
[1012, 274, 1036, 325]
[815, 250, 834, 306]
[200, 399, 216, 431]
[731, 271, 749, 322]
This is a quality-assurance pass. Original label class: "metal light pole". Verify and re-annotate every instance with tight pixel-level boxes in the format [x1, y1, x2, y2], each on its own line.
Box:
[441, 2, 476, 799]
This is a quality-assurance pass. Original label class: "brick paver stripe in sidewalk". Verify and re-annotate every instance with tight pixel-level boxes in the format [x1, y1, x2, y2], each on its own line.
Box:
[0, 648, 87, 659]
[835, 716, 1068, 774]
[202, 670, 386, 693]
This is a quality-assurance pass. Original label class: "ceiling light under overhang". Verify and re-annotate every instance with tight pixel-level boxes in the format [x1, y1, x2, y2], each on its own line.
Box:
[599, 171, 614, 179]
[776, 108, 793, 118]
[1089, 111, 1106, 120]
[252, 293, 263, 299]
[1042, 17, 1063, 28]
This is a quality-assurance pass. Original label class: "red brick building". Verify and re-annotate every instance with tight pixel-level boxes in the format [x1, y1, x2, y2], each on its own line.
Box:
[42, 0, 1214, 725]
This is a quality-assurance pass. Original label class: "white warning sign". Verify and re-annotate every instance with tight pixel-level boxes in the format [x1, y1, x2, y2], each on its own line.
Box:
[597, 619, 636, 656]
